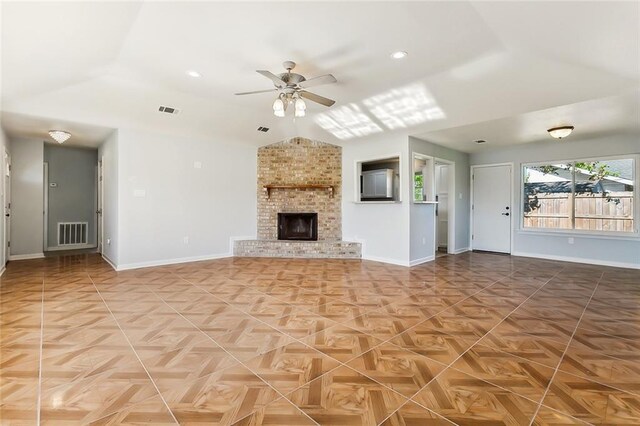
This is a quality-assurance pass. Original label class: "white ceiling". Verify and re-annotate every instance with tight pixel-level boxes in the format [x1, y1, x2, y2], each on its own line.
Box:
[1, 1, 638, 150]
[1, 112, 114, 148]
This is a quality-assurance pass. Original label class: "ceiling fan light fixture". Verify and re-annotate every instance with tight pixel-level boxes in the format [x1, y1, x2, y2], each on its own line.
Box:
[548, 125, 574, 139]
[49, 130, 71, 144]
[294, 97, 306, 111]
[273, 97, 285, 117]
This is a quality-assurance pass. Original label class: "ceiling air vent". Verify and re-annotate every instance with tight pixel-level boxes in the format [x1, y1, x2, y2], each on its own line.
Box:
[257, 126, 269, 132]
[158, 105, 180, 115]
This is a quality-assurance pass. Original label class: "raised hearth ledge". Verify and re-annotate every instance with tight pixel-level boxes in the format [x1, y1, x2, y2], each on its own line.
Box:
[234, 239, 361, 259]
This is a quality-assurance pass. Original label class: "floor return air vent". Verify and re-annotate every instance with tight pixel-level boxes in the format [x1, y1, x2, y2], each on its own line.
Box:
[58, 222, 88, 246]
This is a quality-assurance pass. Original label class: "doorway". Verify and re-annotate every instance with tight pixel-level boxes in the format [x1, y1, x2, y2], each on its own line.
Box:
[435, 161, 449, 255]
[97, 159, 103, 254]
[471, 163, 512, 253]
[43, 145, 98, 252]
[433, 158, 455, 255]
[3, 149, 11, 266]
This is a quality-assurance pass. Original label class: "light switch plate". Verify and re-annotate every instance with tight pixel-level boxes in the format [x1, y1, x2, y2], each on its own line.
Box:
[194, 161, 202, 169]
[133, 189, 146, 198]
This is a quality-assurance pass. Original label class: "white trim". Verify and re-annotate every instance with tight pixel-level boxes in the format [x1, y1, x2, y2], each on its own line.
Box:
[470, 162, 514, 254]
[512, 251, 639, 270]
[116, 252, 233, 271]
[229, 235, 257, 255]
[361, 254, 410, 267]
[102, 253, 118, 271]
[43, 162, 48, 251]
[516, 229, 639, 241]
[9, 253, 45, 261]
[520, 154, 638, 235]
[0, 266, 5, 276]
[409, 255, 435, 266]
[46, 244, 96, 252]
[452, 247, 470, 254]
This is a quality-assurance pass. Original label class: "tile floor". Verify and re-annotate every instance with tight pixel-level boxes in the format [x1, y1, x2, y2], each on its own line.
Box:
[1, 252, 639, 425]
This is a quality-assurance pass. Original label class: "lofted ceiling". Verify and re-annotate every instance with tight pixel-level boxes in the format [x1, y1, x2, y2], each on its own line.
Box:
[1, 1, 638, 151]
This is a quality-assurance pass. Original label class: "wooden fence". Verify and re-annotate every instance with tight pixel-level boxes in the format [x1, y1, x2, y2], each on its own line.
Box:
[524, 191, 634, 232]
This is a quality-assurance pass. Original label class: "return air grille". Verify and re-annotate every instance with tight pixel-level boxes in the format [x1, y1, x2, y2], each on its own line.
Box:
[58, 222, 88, 246]
[158, 105, 180, 115]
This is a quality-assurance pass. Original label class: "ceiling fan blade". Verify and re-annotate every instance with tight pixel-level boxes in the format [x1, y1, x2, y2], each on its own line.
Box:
[256, 70, 286, 88]
[300, 90, 336, 107]
[298, 74, 337, 89]
[234, 88, 278, 96]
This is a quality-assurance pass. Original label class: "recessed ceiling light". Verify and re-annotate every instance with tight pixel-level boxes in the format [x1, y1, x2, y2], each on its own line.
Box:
[547, 125, 574, 139]
[186, 70, 201, 78]
[390, 51, 408, 59]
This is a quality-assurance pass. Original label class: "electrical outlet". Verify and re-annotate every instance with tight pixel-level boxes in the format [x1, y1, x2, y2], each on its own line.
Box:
[193, 161, 202, 169]
[183, 236, 189, 244]
[422, 237, 426, 245]
[107, 238, 111, 245]
[568, 237, 574, 245]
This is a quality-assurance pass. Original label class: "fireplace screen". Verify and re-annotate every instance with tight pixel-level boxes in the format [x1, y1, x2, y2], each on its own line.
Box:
[278, 213, 318, 241]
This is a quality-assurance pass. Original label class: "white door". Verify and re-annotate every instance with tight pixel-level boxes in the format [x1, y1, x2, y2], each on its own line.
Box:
[472, 164, 511, 253]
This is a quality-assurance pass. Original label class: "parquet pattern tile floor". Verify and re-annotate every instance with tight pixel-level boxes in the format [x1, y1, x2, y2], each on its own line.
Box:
[1, 252, 639, 425]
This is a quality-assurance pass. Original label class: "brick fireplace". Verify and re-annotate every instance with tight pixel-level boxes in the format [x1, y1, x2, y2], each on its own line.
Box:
[234, 137, 361, 259]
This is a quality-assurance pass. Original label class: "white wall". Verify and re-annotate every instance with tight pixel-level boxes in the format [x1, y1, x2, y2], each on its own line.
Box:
[471, 133, 640, 268]
[98, 130, 119, 265]
[341, 133, 411, 266]
[409, 137, 471, 260]
[0, 128, 10, 269]
[10, 138, 44, 258]
[116, 128, 257, 269]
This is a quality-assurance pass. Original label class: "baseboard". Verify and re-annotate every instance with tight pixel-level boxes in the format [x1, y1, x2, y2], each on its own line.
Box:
[511, 251, 640, 270]
[9, 253, 45, 261]
[101, 254, 118, 271]
[46, 244, 96, 251]
[0, 266, 5, 277]
[452, 247, 470, 254]
[361, 254, 410, 267]
[116, 252, 233, 271]
[409, 255, 435, 267]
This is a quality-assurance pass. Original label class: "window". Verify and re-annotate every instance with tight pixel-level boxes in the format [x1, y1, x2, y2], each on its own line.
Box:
[523, 157, 636, 233]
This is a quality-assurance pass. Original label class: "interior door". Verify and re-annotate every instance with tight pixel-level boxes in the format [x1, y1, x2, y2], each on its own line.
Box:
[472, 164, 511, 253]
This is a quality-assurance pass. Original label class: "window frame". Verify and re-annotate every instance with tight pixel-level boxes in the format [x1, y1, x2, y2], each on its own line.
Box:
[520, 154, 639, 237]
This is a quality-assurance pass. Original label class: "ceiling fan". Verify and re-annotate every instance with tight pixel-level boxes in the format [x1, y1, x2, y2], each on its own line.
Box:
[235, 61, 337, 117]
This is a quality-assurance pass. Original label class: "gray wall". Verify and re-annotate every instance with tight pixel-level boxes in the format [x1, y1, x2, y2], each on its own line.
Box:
[98, 130, 119, 264]
[409, 136, 471, 261]
[10, 138, 44, 257]
[470, 133, 640, 268]
[44, 145, 98, 248]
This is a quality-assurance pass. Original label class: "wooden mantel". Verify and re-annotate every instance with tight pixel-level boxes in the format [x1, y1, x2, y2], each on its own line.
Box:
[263, 184, 334, 199]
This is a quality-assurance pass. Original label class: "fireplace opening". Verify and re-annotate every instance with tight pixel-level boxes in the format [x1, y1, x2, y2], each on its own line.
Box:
[278, 213, 318, 241]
